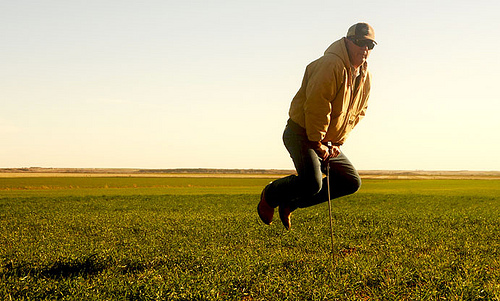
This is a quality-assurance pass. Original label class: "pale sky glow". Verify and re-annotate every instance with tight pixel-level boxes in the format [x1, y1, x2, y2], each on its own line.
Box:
[2, 0, 499, 171]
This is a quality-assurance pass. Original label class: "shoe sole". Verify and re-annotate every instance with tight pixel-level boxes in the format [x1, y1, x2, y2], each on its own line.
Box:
[279, 206, 291, 230]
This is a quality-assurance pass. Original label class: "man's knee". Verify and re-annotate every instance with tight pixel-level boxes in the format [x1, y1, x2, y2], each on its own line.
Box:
[346, 175, 362, 195]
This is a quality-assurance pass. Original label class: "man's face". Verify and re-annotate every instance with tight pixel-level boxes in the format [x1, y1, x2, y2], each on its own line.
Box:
[346, 38, 375, 68]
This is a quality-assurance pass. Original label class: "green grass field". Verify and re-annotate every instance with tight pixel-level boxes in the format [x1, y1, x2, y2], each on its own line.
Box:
[1, 177, 499, 300]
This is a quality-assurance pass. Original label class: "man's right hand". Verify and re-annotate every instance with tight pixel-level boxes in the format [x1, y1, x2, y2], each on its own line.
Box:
[309, 141, 341, 161]
[315, 144, 331, 161]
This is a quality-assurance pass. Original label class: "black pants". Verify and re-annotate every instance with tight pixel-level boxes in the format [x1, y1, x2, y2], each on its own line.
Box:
[266, 119, 361, 211]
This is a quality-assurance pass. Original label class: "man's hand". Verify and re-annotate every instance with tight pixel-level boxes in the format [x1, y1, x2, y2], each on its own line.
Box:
[309, 141, 341, 161]
[329, 145, 341, 158]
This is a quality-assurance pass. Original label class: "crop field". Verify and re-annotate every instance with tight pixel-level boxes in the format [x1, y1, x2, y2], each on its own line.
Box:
[1, 176, 500, 300]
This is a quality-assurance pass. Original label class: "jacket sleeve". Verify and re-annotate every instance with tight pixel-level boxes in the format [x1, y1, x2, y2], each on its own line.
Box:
[303, 61, 342, 142]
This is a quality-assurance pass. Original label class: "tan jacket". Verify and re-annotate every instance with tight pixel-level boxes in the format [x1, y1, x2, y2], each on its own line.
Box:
[288, 38, 371, 145]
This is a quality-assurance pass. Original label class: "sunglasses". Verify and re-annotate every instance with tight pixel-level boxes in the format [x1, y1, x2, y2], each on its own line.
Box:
[350, 38, 376, 50]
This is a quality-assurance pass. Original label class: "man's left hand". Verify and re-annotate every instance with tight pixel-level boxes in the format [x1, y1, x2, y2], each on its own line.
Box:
[328, 145, 341, 158]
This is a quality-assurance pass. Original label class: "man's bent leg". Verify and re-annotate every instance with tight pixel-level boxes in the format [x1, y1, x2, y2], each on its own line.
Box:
[265, 125, 323, 209]
[291, 152, 361, 209]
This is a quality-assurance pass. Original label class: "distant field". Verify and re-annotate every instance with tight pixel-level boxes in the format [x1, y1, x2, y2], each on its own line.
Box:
[0, 176, 499, 197]
[2, 168, 500, 179]
[1, 176, 499, 300]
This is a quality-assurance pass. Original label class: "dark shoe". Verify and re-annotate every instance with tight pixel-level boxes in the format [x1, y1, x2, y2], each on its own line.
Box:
[257, 185, 274, 225]
[279, 205, 292, 230]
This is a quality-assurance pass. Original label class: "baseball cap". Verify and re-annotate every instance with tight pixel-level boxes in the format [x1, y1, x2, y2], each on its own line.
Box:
[346, 23, 377, 44]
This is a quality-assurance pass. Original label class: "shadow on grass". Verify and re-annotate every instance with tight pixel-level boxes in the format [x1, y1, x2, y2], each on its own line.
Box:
[2, 254, 162, 280]
[3, 254, 111, 279]
[41, 255, 109, 279]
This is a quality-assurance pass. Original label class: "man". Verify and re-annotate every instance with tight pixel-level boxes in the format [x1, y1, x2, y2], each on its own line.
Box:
[258, 23, 376, 230]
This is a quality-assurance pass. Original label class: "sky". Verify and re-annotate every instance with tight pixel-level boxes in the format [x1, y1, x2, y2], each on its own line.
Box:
[1, 0, 499, 171]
